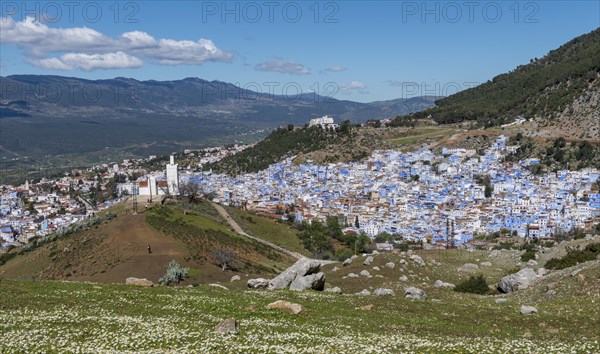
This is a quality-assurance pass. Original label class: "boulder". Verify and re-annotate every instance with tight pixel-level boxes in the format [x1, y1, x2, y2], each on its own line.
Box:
[342, 258, 352, 266]
[268, 257, 323, 290]
[266, 300, 304, 315]
[410, 254, 425, 267]
[347, 273, 359, 278]
[430, 259, 441, 266]
[385, 262, 395, 269]
[356, 304, 374, 311]
[357, 289, 371, 296]
[520, 305, 538, 315]
[372, 250, 380, 255]
[360, 270, 371, 277]
[537, 268, 548, 277]
[230, 275, 241, 282]
[289, 272, 325, 291]
[372, 266, 380, 271]
[324, 286, 342, 294]
[460, 263, 479, 270]
[331, 266, 340, 272]
[433, 280, 455, 289]
[399, 259, 408, 265]
[351, 255, 358, 260]
[125, 277, 154, 287]
[480, 261, 492, 267]
[247, 278, 270, 289]
[498, 268, 538, 293]
[488, 250, 500, 258]
[399, 275, 408, 282]
[526, 260, 538, 268]
[363, 256, 374, 265]
[495, 298, 508, 304]
[570, 269, 582, 277]
[214, 318, 237, 334]
[374, 288, 395, 296]
[404, 287, 426, 300]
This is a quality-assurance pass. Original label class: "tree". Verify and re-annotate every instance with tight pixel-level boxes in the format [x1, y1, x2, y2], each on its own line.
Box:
[354, 215, 360, 228]
[484, 184, 493, 198]
[178, 181, 202, 203]
[212, 248, 238, 271]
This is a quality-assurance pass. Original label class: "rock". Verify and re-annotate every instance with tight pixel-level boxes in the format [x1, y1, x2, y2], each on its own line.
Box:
[488, 250, 500, 258]
[209, 283, 229, 291]
[399, 259, 408, 265]
[357, 289, 371, 296]
[460, 263, 479, 270]
[360, 270, 371, 277]
[289, 272, 325, 291]
[520, 305, 538, 315]
[385, 262, 395, 269]
[363, 256, 374, 265]
[125, 277, 154, 287]
[372, 266, 380, 271]
[356, 304, 374, 311]
[214, 318, 237, 334]
[324, 286, 342, 294]
[266, 300, 304, 315]
[497, 268, 538, 293]
[526, 260, 538, 268]
[351, 255, 358, 260]
[480, 261, 492, 267]
[342, 258, 352, 266]
[374, 288, 394, 296]
[410, 255, 425, 267]
[331, 266, 340, 272]
[430, 259, 441, 266]
[230, 275, 241, 282]
[268, 257, 323, 290]
[372, 250, 380, 255]
[433, 280, 455, 289]
[399, 275, 408, 282]
[347, 273, 358, 278]
[537, 268, 548, 277]
[577, 273, 586, 281]
[495, 298, 508, 304]
[247, 278, 270, 289]
[404, 287, 426, 300]
[570, 268, 582, 277]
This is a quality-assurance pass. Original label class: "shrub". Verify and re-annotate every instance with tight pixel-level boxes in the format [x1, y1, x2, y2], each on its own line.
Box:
[158, 260, 189, 285]
[521, 249, 536, 262]
[545, 250, 597, 270]
[585, 242, 600, 254]
[454, 274, 490, 295]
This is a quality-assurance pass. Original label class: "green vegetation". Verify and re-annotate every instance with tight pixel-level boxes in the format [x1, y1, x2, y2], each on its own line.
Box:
[205, 122, 354, 175]
[505, 137, 600, 170]
[454, 274, 490, 295]
[545, 243, 600, 270]
[297, 217, 370, 259]
[393, 28, 600, 127]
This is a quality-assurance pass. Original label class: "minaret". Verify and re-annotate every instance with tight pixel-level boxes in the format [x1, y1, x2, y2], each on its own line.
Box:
[166, 155, 179, 195]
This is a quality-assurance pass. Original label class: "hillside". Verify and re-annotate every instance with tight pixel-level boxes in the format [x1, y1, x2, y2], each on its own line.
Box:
[1, 236, 599, 352]
[0, 75, 435, 168]
[398, 28, 600, 139]
[0, 200, 304, 283]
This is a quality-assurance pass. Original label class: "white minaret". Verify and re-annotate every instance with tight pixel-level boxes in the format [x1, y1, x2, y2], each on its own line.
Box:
[166, 155, 179, 195]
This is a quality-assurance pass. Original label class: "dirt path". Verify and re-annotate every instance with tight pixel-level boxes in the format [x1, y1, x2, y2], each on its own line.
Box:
[211, 203, 303, 260]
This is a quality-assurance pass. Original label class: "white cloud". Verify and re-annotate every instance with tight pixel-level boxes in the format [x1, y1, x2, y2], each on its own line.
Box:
[0, 16, 232, 70]
[341, 81, 367, 90]
[255, 59, 310, 75]
[31, 52, 143, 71]
[325, 66, 347, 72]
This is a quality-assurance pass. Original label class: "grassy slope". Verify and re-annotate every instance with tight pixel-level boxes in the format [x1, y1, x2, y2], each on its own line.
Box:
[1, 248, 599, 352]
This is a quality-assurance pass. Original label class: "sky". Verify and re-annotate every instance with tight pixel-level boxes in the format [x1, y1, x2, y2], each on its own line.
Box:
[1, 1, 599, 102]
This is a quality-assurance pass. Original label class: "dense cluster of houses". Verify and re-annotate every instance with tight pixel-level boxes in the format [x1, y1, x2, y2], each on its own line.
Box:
[180, 135, 599, 246]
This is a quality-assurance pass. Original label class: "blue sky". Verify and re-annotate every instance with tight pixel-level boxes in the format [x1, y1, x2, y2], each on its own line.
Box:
[1, 1, 599, 102]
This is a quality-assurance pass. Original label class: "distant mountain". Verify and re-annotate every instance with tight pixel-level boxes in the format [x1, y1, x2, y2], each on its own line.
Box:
[0, 75, 436, 162]
[399, 28, 600, 139]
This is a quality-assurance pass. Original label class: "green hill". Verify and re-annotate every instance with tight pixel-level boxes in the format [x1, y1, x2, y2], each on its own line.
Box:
[395, 28, 600, 130]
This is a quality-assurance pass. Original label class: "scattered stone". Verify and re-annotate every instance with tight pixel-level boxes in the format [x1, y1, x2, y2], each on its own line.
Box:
[410, 254, 425, 267]
[488, 250, 500, 258]
[363, 256, 374, 265]
[331, 266, 340, 272]
[495, 298, 508, 304]
[570, 269, 582, 277]
[433, 280, 455, 289]
[430, 259, 441, 266]
[209, 283, 229, 291]
[268, 258, 324, 291]
[214, 318, 237, 334]
[372, 250, 380, 255]
[289, 272, 325, 291]
[497, 268, 538, 293]
[360, 270, 371, 277]
[404, 287, 426, 300]
[537, 268, 548, 277]
[372, 266, 380, 271]
[351, 255, 358, 260]
[347, 273, 358, 278]
[460, 263, 479, 270]
[324, 287, 342, 294]
[399, 275, 408, 282]
[520, 305, 538, 315]
[480, 261, 492, 267]
[577, 273, 586, 281]
[245, 304, 258, 311]
[357, 289, 371, 296]
[526, 260, 538, 268]
[385, 262, 395, 269]
[356, 304, 373, 311]
[247, 278, 270, 289]
[266, 300, 304, 315]
[125, 277, 154, 287]
[374, 288, 394, 296]
[399, 259, 408, 265]
[343, 258, 352, 266]
[230, 275, 241, 282]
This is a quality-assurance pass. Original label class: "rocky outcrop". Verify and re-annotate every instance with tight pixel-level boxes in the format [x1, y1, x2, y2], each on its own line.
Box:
[268, 258, 326, 291]
[374, 288, 394, 296]
[498, 268, 538, 293]
[520, 305, 538, 314]
[214, 318, 237, 334]
[404, 287, 426, 300]
[125, 277, 154, 287]
[266, 300, 304, 315]
[247, 278, 270, 289]
[433, 280, 455, 289]
[324, 286, 342, 294]
[289, 272, 325, 291]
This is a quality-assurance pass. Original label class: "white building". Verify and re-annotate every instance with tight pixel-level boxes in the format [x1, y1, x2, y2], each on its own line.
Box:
[308, 115, 338, 129]
[166, 155, 180, 195]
